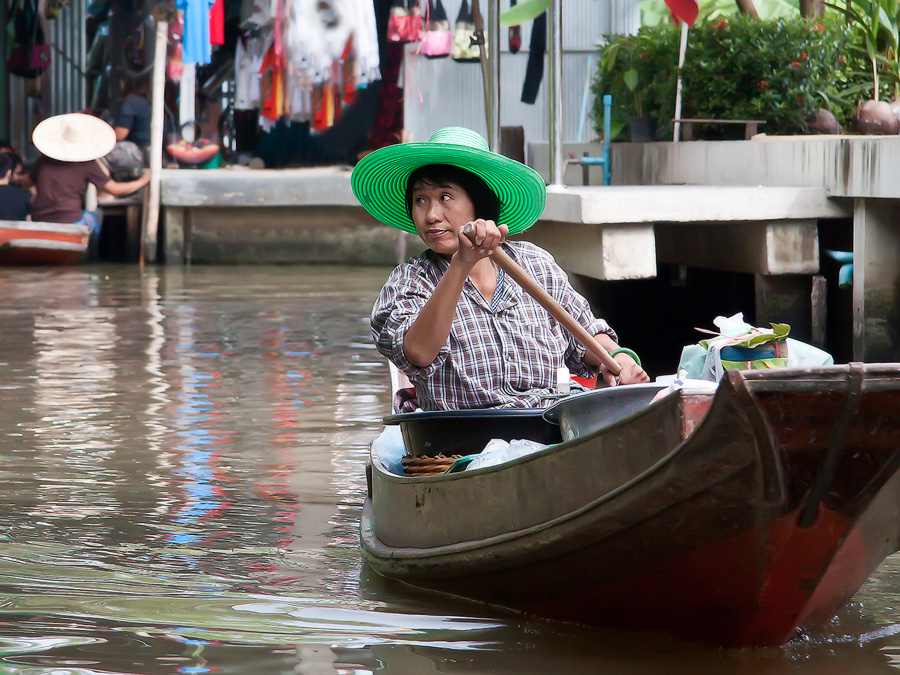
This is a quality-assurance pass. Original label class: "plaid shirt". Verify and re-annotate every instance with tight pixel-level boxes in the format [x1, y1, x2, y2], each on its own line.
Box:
[371, 241, 616, 411]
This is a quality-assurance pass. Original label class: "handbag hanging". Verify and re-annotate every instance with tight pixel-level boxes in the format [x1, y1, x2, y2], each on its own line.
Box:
[508, 0, 521, 53]
[419, 0, 451, 58]
[6, 0, 49, 79]
[387, 0, 423, 44]
[450, 0, 480, 62]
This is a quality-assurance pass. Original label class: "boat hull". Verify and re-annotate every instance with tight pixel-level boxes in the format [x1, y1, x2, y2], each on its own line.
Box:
[361, 365, 900, 647]
[0, 220, 90, 265]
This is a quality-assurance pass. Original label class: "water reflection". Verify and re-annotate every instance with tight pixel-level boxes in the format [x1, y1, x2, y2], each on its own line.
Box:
[0, 265, 899, 675]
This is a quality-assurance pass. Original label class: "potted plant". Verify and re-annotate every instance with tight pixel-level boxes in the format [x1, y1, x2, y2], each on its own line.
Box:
[595, 32, 659, 141]
[828, 0, 900, 133]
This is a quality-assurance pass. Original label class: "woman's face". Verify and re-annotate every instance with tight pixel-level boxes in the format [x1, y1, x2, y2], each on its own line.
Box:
[410, 177, 476, 257]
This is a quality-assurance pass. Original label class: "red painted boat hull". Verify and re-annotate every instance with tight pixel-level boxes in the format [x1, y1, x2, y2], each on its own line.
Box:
[0, 221, 90, 265]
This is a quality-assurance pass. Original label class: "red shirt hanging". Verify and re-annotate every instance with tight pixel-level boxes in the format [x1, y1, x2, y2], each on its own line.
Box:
[209, 0, 225, 45]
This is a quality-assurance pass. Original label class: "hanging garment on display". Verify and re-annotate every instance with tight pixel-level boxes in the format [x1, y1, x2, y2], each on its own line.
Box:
[176, 0, 216, 65]
[235, 32, 267, 109]
[419, 0, 451, 58]
[450, 0, 479, 62]
[259, 41, 285, 121]
[353, 0, 381, 86]
[210, 0, 225, 45]
[521, 10, 545, 103]
[240, 0, 278, 30]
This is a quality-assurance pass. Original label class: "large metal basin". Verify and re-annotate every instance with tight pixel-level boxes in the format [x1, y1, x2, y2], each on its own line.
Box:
[543, 384, 669, 441]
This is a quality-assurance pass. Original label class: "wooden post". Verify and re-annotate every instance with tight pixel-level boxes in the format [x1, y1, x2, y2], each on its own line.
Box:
[141, 20, 168, 265]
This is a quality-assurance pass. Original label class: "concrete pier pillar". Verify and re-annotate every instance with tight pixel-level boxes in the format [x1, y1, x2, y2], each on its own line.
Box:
[852, 198, 900, 362]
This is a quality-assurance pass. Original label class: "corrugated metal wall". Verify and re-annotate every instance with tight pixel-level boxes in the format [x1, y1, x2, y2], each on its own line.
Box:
[404, 0, 639, 146]
[49, 0, 87, 116]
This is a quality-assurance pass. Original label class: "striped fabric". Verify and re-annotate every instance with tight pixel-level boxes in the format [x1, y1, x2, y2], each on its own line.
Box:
[371, 241, 616, 411]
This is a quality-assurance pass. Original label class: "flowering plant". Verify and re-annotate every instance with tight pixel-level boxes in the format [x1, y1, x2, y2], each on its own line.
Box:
[593, 16, 860, 139]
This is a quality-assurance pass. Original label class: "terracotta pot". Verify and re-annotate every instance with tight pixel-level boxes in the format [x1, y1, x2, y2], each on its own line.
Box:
[855, 99, 900, 135]
[806, 109, 840, 134]
[890, 98, 900, 125]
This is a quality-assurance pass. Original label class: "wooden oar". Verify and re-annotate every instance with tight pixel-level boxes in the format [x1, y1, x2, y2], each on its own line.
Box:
[462, 223, 622, 377]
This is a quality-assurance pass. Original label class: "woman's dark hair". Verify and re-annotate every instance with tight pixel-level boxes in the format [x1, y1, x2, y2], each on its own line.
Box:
[406, 164, 501, 223]
[0, 153, 15, 179]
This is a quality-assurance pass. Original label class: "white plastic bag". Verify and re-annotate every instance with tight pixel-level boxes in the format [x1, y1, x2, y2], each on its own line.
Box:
[371, 426, 406, 475]
[465, 438, 547, 471]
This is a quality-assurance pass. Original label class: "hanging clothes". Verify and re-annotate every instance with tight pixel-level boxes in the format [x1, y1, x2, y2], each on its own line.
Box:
[521, 11, 546, 104]
[235, 32, 267, 109]
[175, 0, 216, 65]
[260, 40, 285, 123]
[209, 0, 225, 45]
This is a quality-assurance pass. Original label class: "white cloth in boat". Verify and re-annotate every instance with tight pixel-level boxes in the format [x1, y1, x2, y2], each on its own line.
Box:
[371, 240, 616, 411]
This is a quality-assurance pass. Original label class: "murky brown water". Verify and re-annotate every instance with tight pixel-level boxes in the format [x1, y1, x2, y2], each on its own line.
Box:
[0, 264, 898, 675]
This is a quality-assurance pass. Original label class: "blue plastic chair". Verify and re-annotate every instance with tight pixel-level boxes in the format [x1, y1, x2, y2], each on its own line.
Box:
[566, 94, 612, 186]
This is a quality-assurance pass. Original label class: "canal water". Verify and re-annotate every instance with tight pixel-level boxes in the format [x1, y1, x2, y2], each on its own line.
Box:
[0, 264, 898, 675]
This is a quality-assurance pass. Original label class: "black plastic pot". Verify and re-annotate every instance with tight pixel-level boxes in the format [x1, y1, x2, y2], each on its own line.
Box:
[629, 116, 657, 142]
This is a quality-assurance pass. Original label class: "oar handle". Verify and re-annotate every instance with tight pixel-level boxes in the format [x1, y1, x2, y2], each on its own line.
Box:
[462, 224, 622, 377]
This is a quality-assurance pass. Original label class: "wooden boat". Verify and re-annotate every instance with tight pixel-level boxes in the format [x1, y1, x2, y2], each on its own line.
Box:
[360, 364, 900, 647]
[0, 219, 91, 265]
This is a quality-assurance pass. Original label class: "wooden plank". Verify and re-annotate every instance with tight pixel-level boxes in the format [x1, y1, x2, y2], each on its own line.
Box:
[811, 275, 827, 350]
[125, 204, 141, 262]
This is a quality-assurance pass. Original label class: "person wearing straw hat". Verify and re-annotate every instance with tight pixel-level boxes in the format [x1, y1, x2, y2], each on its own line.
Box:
[354, 127, 648, 412]
[30, 113, 150, 245]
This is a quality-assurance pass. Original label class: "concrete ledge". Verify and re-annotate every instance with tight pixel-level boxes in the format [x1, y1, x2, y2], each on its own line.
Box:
[542, 185, 850, 224]
[161, 167, 358, 207]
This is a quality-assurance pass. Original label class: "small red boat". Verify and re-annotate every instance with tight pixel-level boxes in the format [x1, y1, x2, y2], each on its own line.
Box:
[360, 365, 900, 647]
[0, 220, 91, 265]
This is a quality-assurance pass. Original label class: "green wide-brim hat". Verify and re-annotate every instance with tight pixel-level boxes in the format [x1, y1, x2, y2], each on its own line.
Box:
[351, 127, 547, 235]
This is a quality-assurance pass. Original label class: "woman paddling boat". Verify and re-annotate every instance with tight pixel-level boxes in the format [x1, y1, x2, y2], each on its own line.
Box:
[351, 127, 648, 411]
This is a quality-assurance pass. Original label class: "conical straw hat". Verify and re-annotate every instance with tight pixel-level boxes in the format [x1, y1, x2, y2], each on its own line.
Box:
[32, 113, 117, 162]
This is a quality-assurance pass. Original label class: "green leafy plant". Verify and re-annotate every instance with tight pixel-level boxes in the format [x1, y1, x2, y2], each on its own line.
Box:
[825, 0, 899, 100]
[592, 27, 680, 138]
[592, 17, 860, 140]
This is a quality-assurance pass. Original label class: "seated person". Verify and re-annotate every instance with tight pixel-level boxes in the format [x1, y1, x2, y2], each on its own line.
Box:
[353, 127, 648, 411]
[0, 143, 34, 197]
[30, 112, 150, 237]
[0, 153, 32, 220]
[103, 77, 152, 180]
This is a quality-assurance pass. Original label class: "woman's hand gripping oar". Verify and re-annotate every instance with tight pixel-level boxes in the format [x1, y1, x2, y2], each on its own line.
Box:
[462, 222, 625, 383]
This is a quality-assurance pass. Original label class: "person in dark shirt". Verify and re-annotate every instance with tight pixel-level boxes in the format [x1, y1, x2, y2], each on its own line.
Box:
[103, 77, 153, 179]
[0, 153, 32, 220]
[114, 78, 152, 147]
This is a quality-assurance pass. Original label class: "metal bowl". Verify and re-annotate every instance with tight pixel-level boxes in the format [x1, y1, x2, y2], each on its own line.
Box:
[543, 384, 669, 441]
